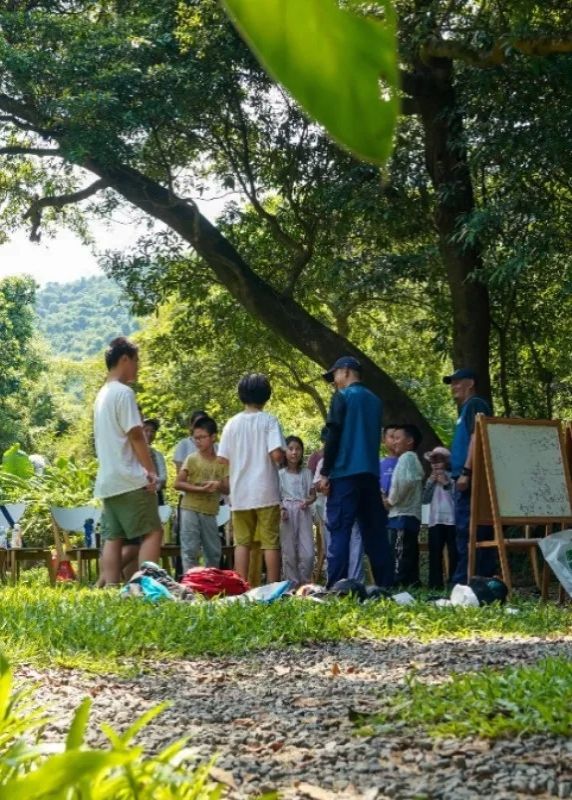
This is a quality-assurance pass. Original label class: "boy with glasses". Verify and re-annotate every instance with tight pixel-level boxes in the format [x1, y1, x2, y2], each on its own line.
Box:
[174, 416, 229, 571]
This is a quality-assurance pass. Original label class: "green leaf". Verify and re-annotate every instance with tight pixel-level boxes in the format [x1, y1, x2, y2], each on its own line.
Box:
[222, 0, 399, 165]
[0, 751, 134, 799]
[0, 655, 13, 719]
[65, 697, 91, 750]
[118, 701, 169, 745]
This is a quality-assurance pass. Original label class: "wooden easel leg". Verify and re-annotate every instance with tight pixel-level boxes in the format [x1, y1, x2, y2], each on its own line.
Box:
[524, 525, 541, 589]
[495, 524, 512, 594]
[541, 561, 551, 601]
[468, 519, 477, 581]
[529, 548, 541, 591]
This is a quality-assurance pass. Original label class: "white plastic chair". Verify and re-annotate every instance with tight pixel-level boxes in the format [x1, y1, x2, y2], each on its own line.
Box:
[216, 504, 231, 528]
[51, 505, 102, 582]
[0, 502, 27, 526]
[51, 506, 101, 533]
[158, 505, 172, 525]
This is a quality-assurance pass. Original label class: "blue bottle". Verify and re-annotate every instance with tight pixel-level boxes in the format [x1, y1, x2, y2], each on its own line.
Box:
[84, 518, 94, 548]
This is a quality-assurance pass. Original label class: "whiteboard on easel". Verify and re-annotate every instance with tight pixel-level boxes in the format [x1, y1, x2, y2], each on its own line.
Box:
[486, 422, 572, 518]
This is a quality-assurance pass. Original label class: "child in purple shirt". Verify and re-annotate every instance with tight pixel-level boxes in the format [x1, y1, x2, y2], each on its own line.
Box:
[379, 426, 398, 498]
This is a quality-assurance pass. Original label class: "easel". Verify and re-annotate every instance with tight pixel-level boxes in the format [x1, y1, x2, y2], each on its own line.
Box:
[469, 416, 572, 597]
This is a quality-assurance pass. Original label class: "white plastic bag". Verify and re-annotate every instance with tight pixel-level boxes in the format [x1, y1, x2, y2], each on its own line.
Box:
[538, 530, 572, 597]
[392, 591, 416, 606]
[450, 584, 480, 607]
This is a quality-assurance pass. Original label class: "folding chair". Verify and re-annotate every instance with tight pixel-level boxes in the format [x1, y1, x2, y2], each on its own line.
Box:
[51, 506, 102, 582]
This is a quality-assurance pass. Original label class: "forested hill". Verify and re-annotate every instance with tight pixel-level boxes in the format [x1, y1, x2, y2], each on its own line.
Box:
[36, 275, 140, 360]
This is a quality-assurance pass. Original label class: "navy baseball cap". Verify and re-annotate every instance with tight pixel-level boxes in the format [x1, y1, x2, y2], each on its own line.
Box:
[443, 368, 477, 385]
[323, 356, 362, 383]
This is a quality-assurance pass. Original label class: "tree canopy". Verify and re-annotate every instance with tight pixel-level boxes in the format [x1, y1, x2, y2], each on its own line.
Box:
[1, 1, 572, 448]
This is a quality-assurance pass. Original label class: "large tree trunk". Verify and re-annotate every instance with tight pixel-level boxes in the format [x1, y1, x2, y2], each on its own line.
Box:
[411, 58, 492, 405]
[84, 158, 441, 449]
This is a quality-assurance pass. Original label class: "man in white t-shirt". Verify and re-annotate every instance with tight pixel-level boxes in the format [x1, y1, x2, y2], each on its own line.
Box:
[218, 373, 285, 583]
[94, 337, 162, 585]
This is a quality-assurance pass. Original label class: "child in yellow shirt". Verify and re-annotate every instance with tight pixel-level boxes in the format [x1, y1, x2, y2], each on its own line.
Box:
[174, 416, 229, 571]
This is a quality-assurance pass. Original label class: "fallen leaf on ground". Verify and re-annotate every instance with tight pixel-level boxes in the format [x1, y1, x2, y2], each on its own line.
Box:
[298, 782, 336, 800]
[209, 766, 237, 789]
[292, 697, 322, 708]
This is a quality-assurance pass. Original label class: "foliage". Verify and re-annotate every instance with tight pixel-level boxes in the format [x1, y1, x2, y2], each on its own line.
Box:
[1, 445, 34, 479]
[0, 277, 50, 454]
[0, 0, 571, 437]
[221, 0, 398, 164]
[0, 585, 569, 674]
[26, 354, 103, 463]
[36, 276, 141, 361]
[0, 457, 97, 547]
[363, 657, 572, 738]
[0, 652, 223, 799]
[133, 281, 455, 458]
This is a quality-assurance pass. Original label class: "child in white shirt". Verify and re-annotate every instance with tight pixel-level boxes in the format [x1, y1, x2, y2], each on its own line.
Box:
[279, 436, 316, 586]
[422, 446, 457, 589]
[218, 374, 285, 583]
[384, 425, 425, 587]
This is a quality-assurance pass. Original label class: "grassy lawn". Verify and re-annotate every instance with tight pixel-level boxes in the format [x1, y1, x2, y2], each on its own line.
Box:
[358, 657, 572, 738]
[0, 578, 570, 674]
[0, 576, 569, 797]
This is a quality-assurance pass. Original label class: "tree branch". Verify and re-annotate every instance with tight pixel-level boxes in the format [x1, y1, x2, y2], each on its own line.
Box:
[401, 97, 420, 116]
[0, 146, 61, 157]
[23, 179, 108, 241]
[273, 356, 328, 419]
[421, 34, 572, 67]
[400, 69, 417, 96]
[0, 94, 60, 138]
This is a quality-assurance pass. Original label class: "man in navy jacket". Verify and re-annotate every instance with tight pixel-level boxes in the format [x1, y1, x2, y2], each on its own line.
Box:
[318, 356, 393, 588]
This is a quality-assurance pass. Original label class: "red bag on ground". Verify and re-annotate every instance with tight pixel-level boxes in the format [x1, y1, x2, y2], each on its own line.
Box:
[53, 557, 76, 582]
[180, 567, 249, 598]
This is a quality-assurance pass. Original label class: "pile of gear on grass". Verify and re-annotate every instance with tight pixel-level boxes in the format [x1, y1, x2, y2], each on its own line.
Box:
[120, 562, 510, 607]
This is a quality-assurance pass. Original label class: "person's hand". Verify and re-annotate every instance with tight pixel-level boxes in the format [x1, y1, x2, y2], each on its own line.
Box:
[435, 470, 449, 486]
[280, 507, 289, 522]
[318, 476, 330, 496]
[145, 472, 159, 493]
[203, 480, 221, 493]
[383, 496, 391, 511]
[456, 474, 470, 492]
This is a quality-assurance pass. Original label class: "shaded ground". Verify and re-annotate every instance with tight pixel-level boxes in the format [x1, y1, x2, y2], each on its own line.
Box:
[23, 636, 572, 799]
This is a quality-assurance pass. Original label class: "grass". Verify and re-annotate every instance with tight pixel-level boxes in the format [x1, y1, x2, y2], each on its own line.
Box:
[0, 578, 570, 674]
[360, 657, 572, 738]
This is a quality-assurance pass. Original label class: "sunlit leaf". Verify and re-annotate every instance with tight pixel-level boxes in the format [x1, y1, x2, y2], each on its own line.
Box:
[222, 0, 399, 165]
[65, 697, 91, 750]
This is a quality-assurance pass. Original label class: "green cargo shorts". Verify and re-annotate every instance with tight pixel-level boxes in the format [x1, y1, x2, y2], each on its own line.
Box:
[101, 487, 162, 542]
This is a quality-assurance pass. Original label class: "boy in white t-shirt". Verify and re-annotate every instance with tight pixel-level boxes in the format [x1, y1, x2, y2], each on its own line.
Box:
[218, 374, 285, 583]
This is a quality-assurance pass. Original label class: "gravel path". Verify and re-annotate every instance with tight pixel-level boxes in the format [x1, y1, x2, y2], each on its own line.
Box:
[22, 636, 572, 800]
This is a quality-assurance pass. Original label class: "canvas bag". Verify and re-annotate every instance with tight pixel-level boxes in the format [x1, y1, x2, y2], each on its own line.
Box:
[538, 530, 572, 596]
